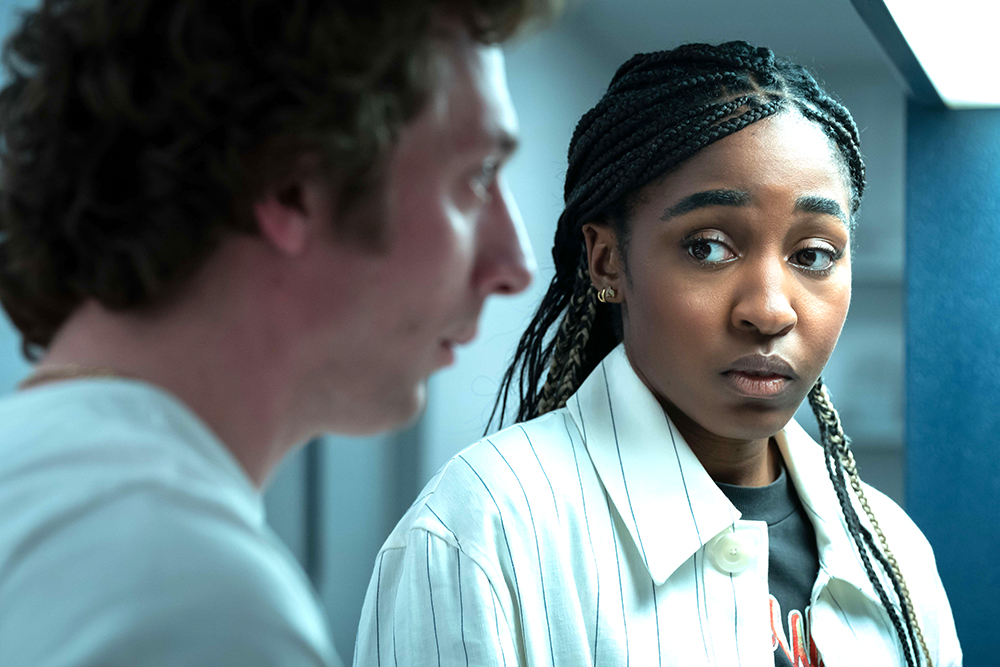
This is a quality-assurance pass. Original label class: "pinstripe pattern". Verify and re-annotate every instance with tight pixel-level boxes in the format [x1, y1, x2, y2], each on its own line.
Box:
[427, 506, 459, 546]
[601, 363, 661, 666]
[730, 571, 742, 667]
[375, 552, 384, 666]
[489, 439, 557, 666]
[667, 392, 717, 664]
[457, 454, 529, 652]
[491, 586, 507, 667]
[829, 587, 860, 639]
[458, 456, 520, 595]
[606, 492, 629, 667]
[651, 584, 661, 666]
[355, 344, 962, 667]
[692, 551, 714, 662]
[574, 395, 588, 442]
[667, 416, 703, 545]
[426, 534, 442, 667]
[426, 507, 471, 665]
[602, 363, 650, 570]
[391, 605, 398, 667]
[520, 425, 560, 520]
[564, 413, 601, 665]
[457, 551, 469, 667]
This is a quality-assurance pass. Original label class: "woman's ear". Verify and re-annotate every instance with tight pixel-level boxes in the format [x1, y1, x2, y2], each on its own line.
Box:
[582, 222, 623, 300]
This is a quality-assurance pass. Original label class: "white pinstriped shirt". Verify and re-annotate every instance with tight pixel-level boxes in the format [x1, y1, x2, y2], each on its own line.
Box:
[355, 344, 961, 666]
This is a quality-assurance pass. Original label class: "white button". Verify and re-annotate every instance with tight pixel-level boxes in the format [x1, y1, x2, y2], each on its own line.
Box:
[709, 532, 754, 574]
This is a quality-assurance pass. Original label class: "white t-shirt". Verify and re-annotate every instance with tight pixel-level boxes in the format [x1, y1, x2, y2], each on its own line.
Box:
[0, 378, 340, 667]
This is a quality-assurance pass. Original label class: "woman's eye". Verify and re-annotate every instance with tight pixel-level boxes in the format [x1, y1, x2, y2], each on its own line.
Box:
[791, 247, 837, 271]
[685, 239, 735, 264]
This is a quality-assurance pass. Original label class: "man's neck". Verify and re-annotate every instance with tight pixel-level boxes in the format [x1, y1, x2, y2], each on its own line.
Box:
[39, 282, 296, 489]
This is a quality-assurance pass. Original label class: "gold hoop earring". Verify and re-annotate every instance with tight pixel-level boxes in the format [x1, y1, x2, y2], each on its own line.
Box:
[597, 286, 616, 303]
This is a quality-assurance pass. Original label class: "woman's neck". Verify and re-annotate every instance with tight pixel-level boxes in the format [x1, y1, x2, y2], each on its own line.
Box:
[662, 401, 782, 487]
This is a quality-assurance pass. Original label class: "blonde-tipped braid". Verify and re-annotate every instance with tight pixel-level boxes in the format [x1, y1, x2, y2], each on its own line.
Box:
[536, 261, 598, 415]
[808, 380, 933, 667]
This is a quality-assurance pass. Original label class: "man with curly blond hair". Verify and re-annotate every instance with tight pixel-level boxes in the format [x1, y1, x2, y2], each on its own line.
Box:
[0, 0, 554, 663]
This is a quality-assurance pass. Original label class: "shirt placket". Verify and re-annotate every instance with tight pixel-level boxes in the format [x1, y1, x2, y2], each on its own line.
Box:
[700, 521, 773, 667]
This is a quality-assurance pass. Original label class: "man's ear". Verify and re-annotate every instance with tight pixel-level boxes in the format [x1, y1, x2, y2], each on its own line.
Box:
[253, 180, 335, 256]
[581, 222, 622, 294]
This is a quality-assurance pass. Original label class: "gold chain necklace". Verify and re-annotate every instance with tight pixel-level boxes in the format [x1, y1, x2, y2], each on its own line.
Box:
[18, 364, 122, 391]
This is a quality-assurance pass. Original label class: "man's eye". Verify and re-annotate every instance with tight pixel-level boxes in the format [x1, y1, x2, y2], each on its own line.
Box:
[791, 247, 837, 271]
[685, 239, 735, 263]
[469, 161, 498, 199]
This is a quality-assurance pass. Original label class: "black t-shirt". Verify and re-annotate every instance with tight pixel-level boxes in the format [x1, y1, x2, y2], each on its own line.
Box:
[717, 466, 822, 667]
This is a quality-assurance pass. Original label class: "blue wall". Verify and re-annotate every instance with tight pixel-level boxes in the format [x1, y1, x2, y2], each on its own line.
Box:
[906, 104, 1000, 664]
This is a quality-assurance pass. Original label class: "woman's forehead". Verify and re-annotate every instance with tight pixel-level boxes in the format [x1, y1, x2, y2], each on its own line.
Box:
[633, 112, 852, 215]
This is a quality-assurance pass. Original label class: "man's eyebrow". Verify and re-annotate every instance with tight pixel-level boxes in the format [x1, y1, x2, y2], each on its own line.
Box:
[661, 189, 751, 221]
[795, 195, 847, 225]
[495, 130, 519, 157]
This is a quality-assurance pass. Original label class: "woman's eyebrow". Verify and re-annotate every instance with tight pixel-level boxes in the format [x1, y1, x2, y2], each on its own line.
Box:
[795, 195, 847, 226]
[660, 189, 751, 221]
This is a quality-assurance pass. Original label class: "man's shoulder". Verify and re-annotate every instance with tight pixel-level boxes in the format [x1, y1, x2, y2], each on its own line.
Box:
[0, 379, 198, 454]
[0, 461, 334, 665]
[0, 461, 283, 604]
[0, 379, 256, 518]
[0, 382, 270, 587]
[0, 381, 336, 664]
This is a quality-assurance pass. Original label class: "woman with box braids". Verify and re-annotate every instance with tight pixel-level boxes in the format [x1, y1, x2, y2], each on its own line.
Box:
[490, 41, 934, 666]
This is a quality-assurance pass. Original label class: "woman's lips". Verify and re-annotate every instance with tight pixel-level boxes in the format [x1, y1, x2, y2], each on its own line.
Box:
[723, 371, 791, 398]
[721, 354, 798, 398]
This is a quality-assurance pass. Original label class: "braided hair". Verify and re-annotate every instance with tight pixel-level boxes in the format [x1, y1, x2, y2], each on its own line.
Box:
[489, 41, 932, 666]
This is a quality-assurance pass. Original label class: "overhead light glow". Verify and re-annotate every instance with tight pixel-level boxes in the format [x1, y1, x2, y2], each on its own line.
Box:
[882, 0, 1000, 108]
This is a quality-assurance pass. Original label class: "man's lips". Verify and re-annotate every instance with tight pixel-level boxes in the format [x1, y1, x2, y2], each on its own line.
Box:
[444, 326, 478, 348]
[439, 324, 479, 365]
[438, 331, 474, 368]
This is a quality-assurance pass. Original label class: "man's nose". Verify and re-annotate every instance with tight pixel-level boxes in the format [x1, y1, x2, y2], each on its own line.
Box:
[475, 176, 535, 297]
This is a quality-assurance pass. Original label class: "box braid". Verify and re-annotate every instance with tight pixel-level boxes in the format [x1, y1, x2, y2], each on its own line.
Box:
[487, 41, 932, 666]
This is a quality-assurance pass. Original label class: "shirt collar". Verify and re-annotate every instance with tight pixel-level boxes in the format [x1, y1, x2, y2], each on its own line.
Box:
[566, 343, 882, 597]
[566, 344, 738, 585]
[775, 420, 889, 599]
